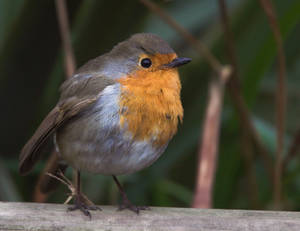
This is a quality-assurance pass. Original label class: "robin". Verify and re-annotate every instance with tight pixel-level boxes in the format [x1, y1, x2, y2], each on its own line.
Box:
[19, 33, 191, 217]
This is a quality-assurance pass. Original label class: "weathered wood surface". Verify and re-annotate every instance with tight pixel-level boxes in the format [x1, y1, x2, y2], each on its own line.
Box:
[1, 202, 300, 231]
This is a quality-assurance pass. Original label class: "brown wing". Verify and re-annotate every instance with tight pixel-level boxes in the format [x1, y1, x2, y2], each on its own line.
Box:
[19, 74, 115, 175]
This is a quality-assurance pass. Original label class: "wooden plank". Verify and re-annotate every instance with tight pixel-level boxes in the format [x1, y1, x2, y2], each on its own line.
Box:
[0, 202, 300, 231]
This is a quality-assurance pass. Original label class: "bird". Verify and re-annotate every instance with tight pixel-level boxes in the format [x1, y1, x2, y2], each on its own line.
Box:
[19, 33, 191, 218]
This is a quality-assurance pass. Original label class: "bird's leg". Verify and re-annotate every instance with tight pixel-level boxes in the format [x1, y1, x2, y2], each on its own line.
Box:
[112, 175, 150, 214]
[67, 171, 101, 218]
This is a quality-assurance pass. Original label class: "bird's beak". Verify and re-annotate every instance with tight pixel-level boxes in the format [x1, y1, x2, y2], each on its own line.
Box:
[164, 57, 192, 68]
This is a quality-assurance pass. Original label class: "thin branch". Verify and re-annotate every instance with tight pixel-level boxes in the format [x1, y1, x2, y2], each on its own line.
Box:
[192, 69, 231, 208]
[46, 171, 75, 204]
[241, 130, 260, 208]
[233, 92, 274, 178]
[259, 0, 287, 208]
[33, 154, 60, 202]
[218, 0, 239, 80]
[34, 0, 76, 203]
[283, 128, 300, 171]
[55, 0, 76, 78]
[218, 0, 260, 207]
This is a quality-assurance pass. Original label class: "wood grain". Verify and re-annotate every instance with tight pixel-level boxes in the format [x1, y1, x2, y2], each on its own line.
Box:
[1, 202, 300, 231]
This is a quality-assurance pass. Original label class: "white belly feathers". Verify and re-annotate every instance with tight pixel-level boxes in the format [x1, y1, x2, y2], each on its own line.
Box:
[55, 83, 167, 175]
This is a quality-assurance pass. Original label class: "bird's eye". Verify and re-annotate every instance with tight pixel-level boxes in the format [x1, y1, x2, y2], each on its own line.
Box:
[140, 58, 152, 68]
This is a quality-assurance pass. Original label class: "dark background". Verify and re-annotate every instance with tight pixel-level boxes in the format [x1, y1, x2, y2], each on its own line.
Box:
[0, 0, 300, 210]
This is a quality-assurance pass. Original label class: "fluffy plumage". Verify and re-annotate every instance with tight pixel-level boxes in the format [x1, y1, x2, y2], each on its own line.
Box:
[19, 33, 186, 177]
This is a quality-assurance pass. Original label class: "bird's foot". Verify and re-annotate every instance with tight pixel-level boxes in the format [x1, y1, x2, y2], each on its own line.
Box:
[118, 197, 150, 214]
[68, 193, 101, 219]
[46, 170, 101, 218]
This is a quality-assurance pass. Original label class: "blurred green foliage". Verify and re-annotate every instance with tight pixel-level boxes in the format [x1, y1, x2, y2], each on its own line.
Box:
[0, 0, 299, 211]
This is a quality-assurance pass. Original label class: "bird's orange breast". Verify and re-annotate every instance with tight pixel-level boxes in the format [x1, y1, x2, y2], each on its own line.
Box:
[117, 65, 183, 147]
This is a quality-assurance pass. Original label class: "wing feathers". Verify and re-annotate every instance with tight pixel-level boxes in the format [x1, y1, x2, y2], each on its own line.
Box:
[19, 95, 100, 175]
[19, 73, 115, 175]
[19, 107, 60, 175]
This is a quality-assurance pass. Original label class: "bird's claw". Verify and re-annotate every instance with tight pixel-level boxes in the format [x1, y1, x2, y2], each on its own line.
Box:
[68, 193, 101, 219]
[117, 198, 150, 214]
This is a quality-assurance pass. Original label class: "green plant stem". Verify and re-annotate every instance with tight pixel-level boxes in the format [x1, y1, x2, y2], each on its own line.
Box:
[259, 0, 287, 208]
